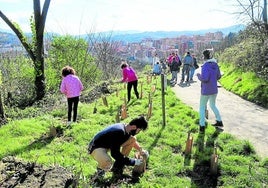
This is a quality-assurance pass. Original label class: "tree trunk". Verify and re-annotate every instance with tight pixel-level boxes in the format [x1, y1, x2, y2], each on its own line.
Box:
[263, 0, 268, 33]
[0, 90, 6, 125]
[33, 0, 51, 100]
[0, 0, 50, 101]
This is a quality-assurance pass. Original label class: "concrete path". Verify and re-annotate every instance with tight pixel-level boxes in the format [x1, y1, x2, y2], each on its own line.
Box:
[171, 71, 268, 158]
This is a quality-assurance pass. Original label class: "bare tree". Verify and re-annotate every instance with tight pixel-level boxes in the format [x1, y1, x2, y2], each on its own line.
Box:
[0, 0, 50, 101]
[87, 32, 122, 80]
[236, 0, 268, 36]
[0, 74, 5, 125]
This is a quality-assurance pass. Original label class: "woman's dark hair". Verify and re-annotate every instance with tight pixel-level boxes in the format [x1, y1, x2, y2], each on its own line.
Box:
[129, 116, 148, 130]
[61, 66, 76, 77]
[203, 50, 211, 59]
[121, 62, 128, 69]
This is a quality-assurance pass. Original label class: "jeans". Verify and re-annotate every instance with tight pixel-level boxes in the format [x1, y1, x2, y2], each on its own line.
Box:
[90, 136, 136, 171]
[189, 66, 195, 80]
[171, 70, 178, 83]
[199, 94, 222, 127]
[181, 64, 190, 82]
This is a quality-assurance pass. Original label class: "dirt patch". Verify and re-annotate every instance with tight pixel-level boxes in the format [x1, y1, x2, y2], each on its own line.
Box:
[0, 156, 76, 188]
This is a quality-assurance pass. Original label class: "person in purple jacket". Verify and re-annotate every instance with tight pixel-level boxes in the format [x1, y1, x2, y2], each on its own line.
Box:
[88, 115, 148, 180]
[197, 50, 223, 133]
[120, 62, 139, 102]
[60, 66, 84, 126]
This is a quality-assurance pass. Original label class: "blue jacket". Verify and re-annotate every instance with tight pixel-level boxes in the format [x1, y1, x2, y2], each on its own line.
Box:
[197, 59, 221, 95]
[153, 63, 161, 74]
[183, 54, 193, 65]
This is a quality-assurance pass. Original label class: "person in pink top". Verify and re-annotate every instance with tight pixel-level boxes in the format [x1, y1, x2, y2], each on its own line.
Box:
[60, 66, 84, 126]
[120, 62, 139, 102]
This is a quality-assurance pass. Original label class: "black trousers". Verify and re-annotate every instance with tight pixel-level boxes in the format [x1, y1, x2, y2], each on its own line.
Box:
[127, 80, 139, 102]
[67, 96, 79, 122]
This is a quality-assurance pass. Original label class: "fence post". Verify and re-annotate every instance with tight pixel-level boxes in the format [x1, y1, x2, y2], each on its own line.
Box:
[161, 73, 166, 126]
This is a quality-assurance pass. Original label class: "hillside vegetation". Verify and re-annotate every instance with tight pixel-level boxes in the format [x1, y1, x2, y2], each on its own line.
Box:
[0, 23, 267, 187]
[218, 38, 268, 108]
[0, 72, 267, 187]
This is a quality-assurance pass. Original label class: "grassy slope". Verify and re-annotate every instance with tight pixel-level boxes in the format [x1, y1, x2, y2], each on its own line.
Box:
[0, 74, 267, 187]
[219, 63, 268, 108]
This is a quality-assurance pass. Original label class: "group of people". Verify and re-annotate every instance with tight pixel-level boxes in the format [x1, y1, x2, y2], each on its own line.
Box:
[60, 62, 140, 127]
[59, 62, 146, 182]
[166, 51, 199, 84]
[59, 49, 223, 181]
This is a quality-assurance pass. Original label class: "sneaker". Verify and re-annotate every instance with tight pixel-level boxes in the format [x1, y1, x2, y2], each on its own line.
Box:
[199, 126, 205, 133]
[212, 121, 223, 127]
[66, 121, 71, 128]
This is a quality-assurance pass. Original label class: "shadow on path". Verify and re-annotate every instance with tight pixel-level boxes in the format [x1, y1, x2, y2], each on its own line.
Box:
[171, 70, 268, 158]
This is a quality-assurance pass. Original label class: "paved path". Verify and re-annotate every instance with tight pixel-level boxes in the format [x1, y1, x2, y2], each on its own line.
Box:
[171, 71, 268, 158]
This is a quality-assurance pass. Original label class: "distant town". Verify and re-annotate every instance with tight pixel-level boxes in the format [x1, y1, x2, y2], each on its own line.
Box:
[117, 31, 223, 63]
[0, 29, 228, 63]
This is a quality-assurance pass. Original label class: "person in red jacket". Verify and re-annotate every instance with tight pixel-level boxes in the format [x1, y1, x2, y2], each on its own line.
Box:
[120, 62, 139, 102]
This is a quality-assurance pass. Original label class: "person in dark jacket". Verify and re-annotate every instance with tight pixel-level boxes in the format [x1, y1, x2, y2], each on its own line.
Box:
[170, 57, 181, 84]
[197, 50, 223, 133]
[88, 116, 148, 179]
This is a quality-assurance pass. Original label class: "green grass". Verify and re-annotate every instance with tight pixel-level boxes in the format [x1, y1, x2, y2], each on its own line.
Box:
[219, 63, 268, 107]
[0, 73, 267, 187]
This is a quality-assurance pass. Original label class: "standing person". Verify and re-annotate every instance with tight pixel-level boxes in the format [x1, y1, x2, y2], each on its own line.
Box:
[152, 53, 160, 67]
[167, 52, 175, 73]
[60, 66, 84, 126]
[180, 52, 193, 83]
[152, 62, 161, 75]
[88, 115, 149, 180]
[120, 62, 139, 102]
[197, 50, 223, 133]
[189, 54, 199, 82]
[170, 57, 181, 84]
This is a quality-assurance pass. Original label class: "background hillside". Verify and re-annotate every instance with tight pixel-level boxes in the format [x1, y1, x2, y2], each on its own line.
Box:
[0, 24, 245, 44]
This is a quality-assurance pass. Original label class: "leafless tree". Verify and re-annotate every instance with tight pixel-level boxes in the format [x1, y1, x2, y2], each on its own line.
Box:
[236, 0, 268, 36]
[0, 0, 50, 101]
[87, 32, 122, 80]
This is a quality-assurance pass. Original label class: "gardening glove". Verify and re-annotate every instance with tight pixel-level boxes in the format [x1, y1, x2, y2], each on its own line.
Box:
[134, 159, 143, 166]
[141, 149, 149, 158]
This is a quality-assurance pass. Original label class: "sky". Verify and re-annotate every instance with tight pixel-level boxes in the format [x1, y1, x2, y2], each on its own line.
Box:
[0, 0, 244, 35]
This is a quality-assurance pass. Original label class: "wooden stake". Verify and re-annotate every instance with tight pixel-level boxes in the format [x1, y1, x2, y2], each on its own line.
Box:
[115, 106, 121, 122]
[140, 82, 143, 99]
[93, 101, 97, 114]
[49, 126, 57, 137]
[121, 104, 127, 119]
[210, 146, 218, 175]
[185, 132, 193, 155]
[147, 101, 152, 120]
[151, 84, 156, 93]
[102, 96, 108, 107]
[147, 75, 151, 84]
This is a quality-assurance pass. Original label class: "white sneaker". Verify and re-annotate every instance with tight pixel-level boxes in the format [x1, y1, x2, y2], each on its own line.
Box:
[67, 121, 71, 127]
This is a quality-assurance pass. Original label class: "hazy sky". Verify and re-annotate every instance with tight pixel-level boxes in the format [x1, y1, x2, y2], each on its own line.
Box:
[0, 0, 243, 35]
